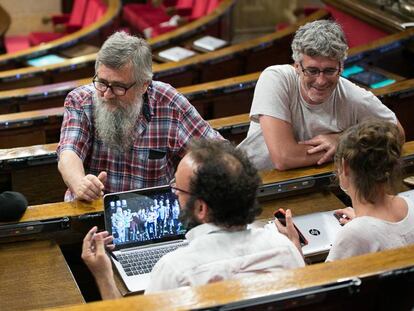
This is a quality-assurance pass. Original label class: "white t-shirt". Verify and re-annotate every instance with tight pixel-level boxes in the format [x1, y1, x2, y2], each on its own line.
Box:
[145, 223, 305, 293]
[326, 196, 414, 261]
[238, 65, 398, 170]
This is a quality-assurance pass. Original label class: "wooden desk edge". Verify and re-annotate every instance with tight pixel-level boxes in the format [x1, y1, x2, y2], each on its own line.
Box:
[47, 244, 414, 311]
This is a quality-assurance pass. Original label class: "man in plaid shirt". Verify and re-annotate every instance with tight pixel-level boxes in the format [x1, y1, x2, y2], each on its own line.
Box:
[57, 32, 221, 201]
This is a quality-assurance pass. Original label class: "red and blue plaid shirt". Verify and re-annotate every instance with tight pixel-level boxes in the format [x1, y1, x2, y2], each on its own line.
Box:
[57, 81, 221, 201]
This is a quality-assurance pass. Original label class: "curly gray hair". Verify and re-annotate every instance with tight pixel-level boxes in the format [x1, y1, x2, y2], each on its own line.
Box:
[95, 31, 153, 84]
[291, 20, 348, 64]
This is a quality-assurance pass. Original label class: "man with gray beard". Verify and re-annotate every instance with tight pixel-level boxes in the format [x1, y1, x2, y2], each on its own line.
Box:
[57, 32, 221, 202]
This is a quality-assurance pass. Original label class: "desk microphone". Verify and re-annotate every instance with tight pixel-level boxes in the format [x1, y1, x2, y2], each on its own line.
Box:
[0, 191, 28, 221]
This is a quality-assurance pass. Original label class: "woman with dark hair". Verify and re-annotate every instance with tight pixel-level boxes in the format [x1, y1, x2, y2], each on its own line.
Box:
[276, 119, 414, 261]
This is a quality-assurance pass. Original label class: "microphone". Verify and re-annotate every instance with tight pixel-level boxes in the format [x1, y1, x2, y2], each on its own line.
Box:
[0, 191, 28, 221]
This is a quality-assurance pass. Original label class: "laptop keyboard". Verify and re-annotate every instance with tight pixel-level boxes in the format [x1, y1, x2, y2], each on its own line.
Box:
[117, 242, 187, 276]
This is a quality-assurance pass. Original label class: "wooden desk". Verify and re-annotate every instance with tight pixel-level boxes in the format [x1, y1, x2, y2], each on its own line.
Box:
[261, 140, 414, 184]
[1, 140, 414, 205]
[0, 240, 84, 310]
[46, 243, 414, 311]
[6, 191, 342, 235]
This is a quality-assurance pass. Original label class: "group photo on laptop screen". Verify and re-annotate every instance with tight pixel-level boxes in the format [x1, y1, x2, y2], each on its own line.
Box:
[104, 187, 186, 247]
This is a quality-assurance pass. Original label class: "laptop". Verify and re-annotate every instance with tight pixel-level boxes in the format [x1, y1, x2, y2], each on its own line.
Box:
[292, 210, 343, 257]
[103, 185, 188, 293]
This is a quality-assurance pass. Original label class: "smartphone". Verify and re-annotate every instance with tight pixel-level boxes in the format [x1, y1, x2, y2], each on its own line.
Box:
[333, 212, 350, 226]
[274, 208, 308, 246]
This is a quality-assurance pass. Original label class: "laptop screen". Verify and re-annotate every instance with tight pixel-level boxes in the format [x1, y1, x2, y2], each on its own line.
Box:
[103, 185, 186, 250]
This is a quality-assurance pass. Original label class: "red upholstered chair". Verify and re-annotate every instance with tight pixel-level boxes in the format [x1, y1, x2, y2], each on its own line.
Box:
[175, 0, 193, 16]
[28, 0, 106, 46]
[188, 0, 208, 21]
[50, 0, 89, 33]
[4, 36, 30, 53]
[122, 1, 175, 34]
[82, 0, 106, 27]
[206, 0, 220, 14]
[326, 5, 388, 48]
[151, 0, 220, 37]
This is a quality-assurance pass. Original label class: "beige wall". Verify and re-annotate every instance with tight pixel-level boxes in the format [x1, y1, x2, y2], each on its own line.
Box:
[233, 0, 323, 35]
[0, 0, 60, 36]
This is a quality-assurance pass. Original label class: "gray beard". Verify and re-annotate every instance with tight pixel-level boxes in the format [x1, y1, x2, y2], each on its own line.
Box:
[93, 93, 143, 152]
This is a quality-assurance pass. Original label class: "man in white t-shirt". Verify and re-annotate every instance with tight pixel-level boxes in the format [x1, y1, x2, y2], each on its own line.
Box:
[238, 20, 405, 171]
[81, 139, 304, 299]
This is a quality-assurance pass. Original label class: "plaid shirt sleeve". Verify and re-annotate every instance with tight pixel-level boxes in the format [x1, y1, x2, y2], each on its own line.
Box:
[57, 86, 93, 161]
[173, 92, 223, 157]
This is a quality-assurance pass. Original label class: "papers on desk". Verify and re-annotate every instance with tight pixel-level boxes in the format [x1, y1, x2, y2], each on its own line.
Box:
[158, 47, 196, 62]
[26, 54, 67, 67]
[193, 35, 228, 52]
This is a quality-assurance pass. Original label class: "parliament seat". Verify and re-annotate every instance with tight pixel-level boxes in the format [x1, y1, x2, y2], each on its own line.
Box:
[28, 0, 107, 46]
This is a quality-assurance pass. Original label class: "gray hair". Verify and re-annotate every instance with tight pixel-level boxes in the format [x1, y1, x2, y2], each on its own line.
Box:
[291, 20, 348, 64]
[95, 31, 153, 84]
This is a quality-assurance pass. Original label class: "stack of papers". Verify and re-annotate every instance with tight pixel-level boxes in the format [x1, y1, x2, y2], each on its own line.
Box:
[26, 54, 66, 67]
[158, 47, 196, 62]
[193, 36, 227, 52]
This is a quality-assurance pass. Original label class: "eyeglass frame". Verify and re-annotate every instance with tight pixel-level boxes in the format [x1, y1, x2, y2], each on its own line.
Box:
[169, 178, 194, 196]
[92, 74, 137, 96]
[299, 61, 341, 78]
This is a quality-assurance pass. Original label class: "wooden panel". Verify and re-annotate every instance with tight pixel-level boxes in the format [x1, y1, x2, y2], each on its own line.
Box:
[0, 240, 84, 310]
[12, 164, 67, 204]
[0, 128, 45, 148]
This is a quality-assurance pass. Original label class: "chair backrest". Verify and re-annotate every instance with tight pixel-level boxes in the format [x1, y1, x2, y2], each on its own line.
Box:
[68, 0, 89, 27]
[206, 0, 220, 14]
[163, 0, 178, 7]
[190, 0, 209, 20]
[83, 0, 107, 27]
[176, 0, 193, 16]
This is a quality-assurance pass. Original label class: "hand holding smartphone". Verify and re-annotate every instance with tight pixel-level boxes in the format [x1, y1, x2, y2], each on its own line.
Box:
[274, 208, 308, 246]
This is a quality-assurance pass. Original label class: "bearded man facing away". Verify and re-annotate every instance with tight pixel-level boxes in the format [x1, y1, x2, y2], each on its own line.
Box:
[57, 31, 221, 202]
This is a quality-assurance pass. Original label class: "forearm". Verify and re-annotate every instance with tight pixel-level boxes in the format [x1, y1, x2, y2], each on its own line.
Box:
[269, 143, 324, 171]
[94, 276, 122, 300]
[57, 150, 86, 192]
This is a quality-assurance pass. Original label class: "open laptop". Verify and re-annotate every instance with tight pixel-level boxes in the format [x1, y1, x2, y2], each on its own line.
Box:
[293, 210, 344, 257]
[103, 185, 188, 293]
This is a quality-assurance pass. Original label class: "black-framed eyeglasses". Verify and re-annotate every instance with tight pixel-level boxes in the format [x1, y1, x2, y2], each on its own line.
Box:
[92, 75, 137, 96]
[299, 62, 341, 78]
[169, 178, 193, 196]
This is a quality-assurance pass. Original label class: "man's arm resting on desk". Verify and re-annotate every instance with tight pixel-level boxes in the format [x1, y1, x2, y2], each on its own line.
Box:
[260, 116, 328, 170]
[58, 150, 106, 201]
[299, 133, 340, 165]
